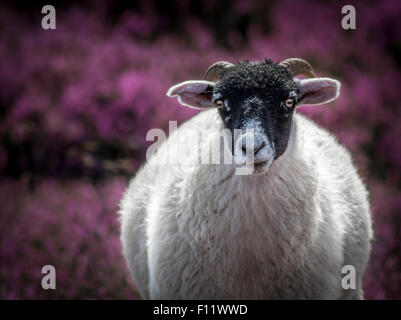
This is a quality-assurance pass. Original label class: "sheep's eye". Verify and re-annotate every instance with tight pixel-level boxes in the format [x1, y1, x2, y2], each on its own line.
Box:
[215, 99, 224, 108]
[284, 99, 294, 108]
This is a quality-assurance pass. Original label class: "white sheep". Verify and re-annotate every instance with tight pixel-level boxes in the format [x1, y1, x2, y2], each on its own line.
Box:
[119, 58, 373, 299]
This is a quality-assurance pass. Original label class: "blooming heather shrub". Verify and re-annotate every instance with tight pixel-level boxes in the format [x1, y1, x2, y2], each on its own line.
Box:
[0, 0, 400, 298]
[0, 178, 138, 299]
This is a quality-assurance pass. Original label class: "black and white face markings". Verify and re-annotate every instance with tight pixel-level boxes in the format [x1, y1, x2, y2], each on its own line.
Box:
[214, 60, 298, 161]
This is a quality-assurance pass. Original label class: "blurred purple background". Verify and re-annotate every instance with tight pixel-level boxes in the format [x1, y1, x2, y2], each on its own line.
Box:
[0, 0, 400, 299]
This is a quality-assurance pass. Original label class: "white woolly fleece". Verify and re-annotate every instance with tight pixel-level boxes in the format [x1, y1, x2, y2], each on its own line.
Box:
[118, 109, 372, 300]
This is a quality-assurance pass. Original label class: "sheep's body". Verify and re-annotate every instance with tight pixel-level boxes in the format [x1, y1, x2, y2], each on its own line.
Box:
[119, 109, 372, 299]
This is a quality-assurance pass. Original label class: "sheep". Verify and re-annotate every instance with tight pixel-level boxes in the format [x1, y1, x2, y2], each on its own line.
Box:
[119, 58, 373, 299]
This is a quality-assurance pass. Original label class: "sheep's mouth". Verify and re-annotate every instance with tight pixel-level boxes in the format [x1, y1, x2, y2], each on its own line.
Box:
[233, 149, 275, 175]
[254, 161, 266, 168]
[253, 161, 268, 174]
[249, 158, 274, 175]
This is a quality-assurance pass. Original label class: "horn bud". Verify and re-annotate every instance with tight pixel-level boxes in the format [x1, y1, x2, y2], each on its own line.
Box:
[205, 61, 234, 82]
[278, 58, 315, 78]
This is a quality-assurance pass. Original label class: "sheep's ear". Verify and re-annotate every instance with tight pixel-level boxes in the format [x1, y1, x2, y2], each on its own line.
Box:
[295, 78, 341, 106]
[167, 80, 216, 109]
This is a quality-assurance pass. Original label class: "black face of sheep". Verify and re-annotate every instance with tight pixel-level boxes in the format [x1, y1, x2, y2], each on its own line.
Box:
[167, 58, 341, 174]
[213, 60, 297, 168]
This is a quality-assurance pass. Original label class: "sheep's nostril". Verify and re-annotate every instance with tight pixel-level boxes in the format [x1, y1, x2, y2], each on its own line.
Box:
[242, 140, 266, 155]
[254, 140, 266, 155]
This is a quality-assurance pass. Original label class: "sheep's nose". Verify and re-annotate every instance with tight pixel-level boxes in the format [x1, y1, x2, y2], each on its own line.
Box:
[241, 138, 266, 156]
[234, 132, 275, 167]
